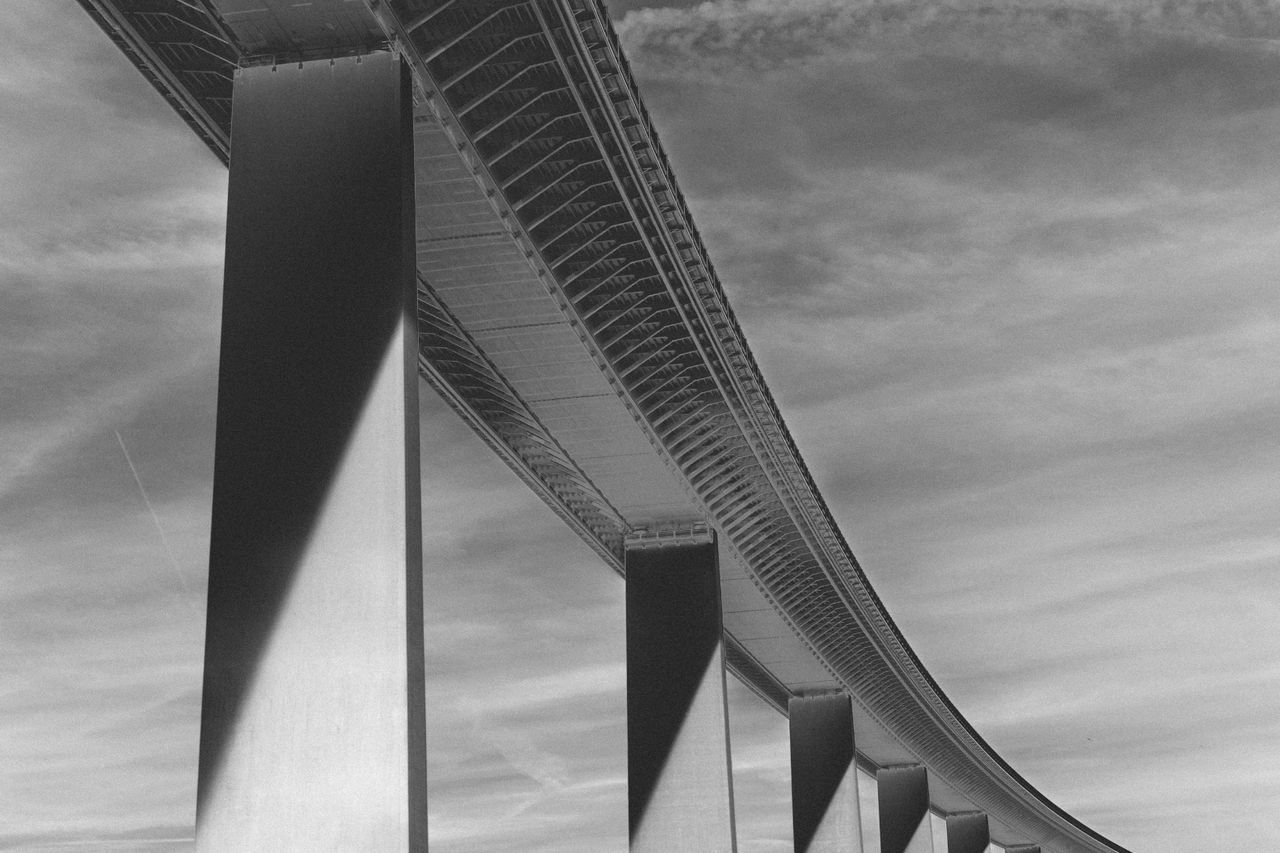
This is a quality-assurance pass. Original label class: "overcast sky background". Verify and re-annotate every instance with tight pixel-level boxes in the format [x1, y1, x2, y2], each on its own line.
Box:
[3, 0, 1279, 850]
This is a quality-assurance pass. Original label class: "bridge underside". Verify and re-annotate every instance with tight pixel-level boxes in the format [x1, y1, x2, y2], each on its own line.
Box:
[72, 2, 1132, 852]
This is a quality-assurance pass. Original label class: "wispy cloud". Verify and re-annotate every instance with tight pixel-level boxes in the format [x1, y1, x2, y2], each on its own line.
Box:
[618, 0, 1280, 78]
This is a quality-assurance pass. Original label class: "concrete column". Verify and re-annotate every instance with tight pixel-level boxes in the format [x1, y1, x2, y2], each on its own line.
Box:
[878, 765, 934, 853]
[626, 535, 736, 852]
[789, 693, 862, 853]
[945, 812, 990, 853]
[195, 53, 425, 852]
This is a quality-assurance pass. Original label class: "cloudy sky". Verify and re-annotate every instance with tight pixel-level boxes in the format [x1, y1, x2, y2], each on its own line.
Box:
[3, 0, 1280, 850]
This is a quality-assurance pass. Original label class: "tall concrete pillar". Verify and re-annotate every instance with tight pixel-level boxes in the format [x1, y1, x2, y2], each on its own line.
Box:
[945, 812, 990, 853]
[195, 53, 425, 852]
[878, 765, 934, 853]
[789, 693, 862, 853]
[626, 533, 737, 852]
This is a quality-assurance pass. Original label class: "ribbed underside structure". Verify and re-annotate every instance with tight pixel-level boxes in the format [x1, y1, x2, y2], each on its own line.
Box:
[74, 1, 1133, 851]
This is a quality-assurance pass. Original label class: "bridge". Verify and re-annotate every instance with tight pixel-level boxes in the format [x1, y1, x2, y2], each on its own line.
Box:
[74, 1, 1133, 851]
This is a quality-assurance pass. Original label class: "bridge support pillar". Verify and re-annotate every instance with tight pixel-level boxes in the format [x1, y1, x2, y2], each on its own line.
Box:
[878, 764, 934, 853]
[195, 53, 425, 852]
[789, 693, 862, 853]
[626, 533, 737, 852]
[945, 812, 990, 853]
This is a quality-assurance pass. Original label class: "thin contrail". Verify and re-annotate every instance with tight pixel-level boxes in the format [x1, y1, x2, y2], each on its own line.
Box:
[28, 839, 196, 849]
[115, 429, 198, 609]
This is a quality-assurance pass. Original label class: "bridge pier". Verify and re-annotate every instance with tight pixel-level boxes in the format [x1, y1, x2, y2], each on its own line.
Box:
[789, 693, 863, 852]
[945, 811, 990, 853]
[195, 53, 426, 851]
[625, 533, 737, 852]
[879, 764, 935, 853]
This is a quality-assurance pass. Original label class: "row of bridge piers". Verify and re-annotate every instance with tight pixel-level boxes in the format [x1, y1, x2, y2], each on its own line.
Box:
[193, 50, 1034, 853]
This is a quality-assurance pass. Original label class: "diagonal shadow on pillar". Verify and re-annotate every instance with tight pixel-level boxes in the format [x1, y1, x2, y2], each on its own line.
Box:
[626, 541, 735, 849]
[195, 53, 424, 849]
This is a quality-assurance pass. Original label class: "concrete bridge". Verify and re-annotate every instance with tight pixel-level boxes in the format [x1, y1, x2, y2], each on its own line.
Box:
[74, 1, 1134, 851]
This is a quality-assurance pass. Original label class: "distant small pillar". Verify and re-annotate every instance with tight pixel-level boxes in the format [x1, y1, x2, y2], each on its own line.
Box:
[195, 53, 425, 851]
[945, 812, 990, 853]
[626, 530, 737, 852]
[789, 693, 862, 853]
[878, 764, 934, 853]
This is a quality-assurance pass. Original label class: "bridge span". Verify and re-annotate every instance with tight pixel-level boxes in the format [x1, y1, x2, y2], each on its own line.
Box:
[75, 1, 1133, 851]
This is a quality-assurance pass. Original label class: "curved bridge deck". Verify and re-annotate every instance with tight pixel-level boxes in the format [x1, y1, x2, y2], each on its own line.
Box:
[74, 1, 1133, 851]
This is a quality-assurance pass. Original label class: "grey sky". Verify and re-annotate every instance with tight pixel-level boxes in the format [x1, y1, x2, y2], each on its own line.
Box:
[3, 1, 1279, 850]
